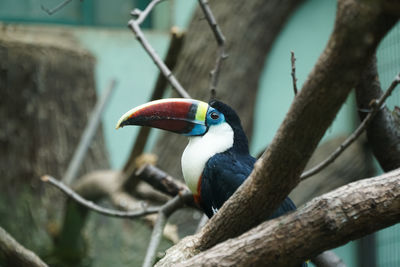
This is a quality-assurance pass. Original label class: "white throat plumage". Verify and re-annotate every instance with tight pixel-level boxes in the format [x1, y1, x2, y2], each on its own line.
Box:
[181, 122, 234, 195]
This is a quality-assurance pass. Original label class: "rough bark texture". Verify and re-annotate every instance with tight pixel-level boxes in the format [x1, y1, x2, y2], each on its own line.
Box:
[355, 56, 400, 172]
[153, 0, 305, 179]
[0, 25, 108, 260]
[179, 168, 400, 267]
[157, 1, 399, 264]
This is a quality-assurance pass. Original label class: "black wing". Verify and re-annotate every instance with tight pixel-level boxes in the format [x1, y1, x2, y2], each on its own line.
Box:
[200, 150, 296, 219]
[200, 150, 255, 218]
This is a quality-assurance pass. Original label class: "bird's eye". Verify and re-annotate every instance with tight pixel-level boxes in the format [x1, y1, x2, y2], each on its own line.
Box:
[210, 112, 219, 120]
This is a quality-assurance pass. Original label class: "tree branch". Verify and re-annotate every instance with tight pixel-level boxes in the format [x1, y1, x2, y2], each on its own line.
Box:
[197, 0, 227, 99]
[0, 226, 48, 267]
[42, 175, 160, 218]
[301, 71, 400, 180]
[291, 51, 298, 96]
[178, 168, 400, 266]
[128, 1, 190, 99]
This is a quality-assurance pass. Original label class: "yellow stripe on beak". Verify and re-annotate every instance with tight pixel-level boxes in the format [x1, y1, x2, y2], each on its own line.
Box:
[195, 101, 208, 122]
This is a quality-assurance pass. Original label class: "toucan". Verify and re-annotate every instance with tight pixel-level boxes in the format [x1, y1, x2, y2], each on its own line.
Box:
[116, 98, 297, 220]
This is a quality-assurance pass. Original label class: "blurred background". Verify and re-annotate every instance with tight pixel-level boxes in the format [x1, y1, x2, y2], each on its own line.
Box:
[0, 0, 399, 266]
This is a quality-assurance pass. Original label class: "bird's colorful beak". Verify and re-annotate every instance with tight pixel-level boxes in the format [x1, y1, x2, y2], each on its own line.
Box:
[116, 98, 209, 136]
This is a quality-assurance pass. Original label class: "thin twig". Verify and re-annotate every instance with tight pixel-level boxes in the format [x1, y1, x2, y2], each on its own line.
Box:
[291, 51, 298, 96]
[42, 175, 160, 218]
[301, 73, 400, 180]
[41, 0, 73, 15]
[142, 192, 193, 267]
[128, 1, 191, 99]
[63, 79, 117, 185]
[198, 0, 227, 100]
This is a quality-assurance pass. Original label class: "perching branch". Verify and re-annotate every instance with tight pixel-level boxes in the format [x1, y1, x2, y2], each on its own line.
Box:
[301, 71, 400, 180]
[178, 168, 400, 266]
[42, 175, 160, 219]
[142, 192, 193, 267]
[0, 226, 49, 267]
[197, 0, 227, 99]
[291, 51, 298, 95]
[41, 0, 74, 15]
[63, 79, 116, 185]
[128, 1, 190, 99]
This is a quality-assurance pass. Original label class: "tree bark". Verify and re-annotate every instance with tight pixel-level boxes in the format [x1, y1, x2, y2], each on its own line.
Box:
[156, 0, 399, 265]
[179, 168, 400, 267]
[153, 0, 305, 179]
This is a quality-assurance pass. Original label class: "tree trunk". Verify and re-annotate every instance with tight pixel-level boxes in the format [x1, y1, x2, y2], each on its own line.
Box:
[0, 27, 108, 260]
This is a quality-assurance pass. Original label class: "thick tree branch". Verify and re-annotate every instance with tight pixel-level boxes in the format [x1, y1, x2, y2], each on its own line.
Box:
[356, 56, 400, 171]
[0, 226, 48, 267]
[179, 168, 400, 266]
